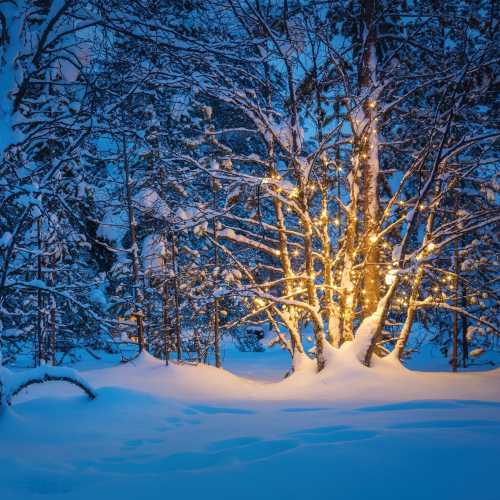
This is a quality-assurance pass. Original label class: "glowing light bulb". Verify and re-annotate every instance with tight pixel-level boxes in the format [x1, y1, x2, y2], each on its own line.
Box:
[385, 269, 397, 285]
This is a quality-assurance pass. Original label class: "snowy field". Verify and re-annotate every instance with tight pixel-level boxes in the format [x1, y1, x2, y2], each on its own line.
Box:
[1, 345, 499, 500]
[1, 2, 498, 499]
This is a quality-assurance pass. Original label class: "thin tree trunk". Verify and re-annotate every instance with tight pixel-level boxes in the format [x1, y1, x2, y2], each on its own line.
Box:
[49, 252, 57, 365]
[123, 135, 145, 352]
[312, 52, 337, 347]
[273, 195, 304, 357]
[301, 210, 325, 370]
[330, 99, 343, 346]
[170, 233, 182, 361]
[280, 9, 317, 364]
[162, 258, 170, 366]
[261, 42, 303, 362]
[462, 281, 468, 368]
[339, 166, 359, 344]
[212, 185, 222, 368]
[269, 133, 303, 358]
[452, 240, 459, 372]
[36, 217, 44, 366]
[393, 268, 424, 359]
[389, 197, 439, 361]
[194, 328, 202, 363]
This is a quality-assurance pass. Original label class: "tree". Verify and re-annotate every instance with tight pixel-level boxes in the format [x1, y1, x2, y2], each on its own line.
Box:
[163, 0, 499, 370]
[1, 0, 497, 376]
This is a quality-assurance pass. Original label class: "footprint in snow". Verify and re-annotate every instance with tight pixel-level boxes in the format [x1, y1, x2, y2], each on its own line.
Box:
[122, 438, 162, 449]
[154, 438, 299, 472]
[165, 415, 202, 426]
[165, 416, 181, 423]
[206, 436, 262, 451]
[388, 419, 500, 430]
[24, 475, 76, 495]
[290, 425, 378, 444]
[185, 405, 256, 415]
[356, 399, 500, 413]
[281, 407, 331, 413]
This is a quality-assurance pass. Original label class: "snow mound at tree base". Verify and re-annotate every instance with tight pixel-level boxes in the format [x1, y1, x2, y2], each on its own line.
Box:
[72, 347, 500, 405]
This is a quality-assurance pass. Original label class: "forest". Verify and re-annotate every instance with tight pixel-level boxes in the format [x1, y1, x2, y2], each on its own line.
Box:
[0, 1, 499, 499]
[1, 0, 499, 374]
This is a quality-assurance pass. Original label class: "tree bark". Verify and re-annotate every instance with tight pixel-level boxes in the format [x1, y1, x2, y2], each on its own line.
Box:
[452, 239, 460, 371]
[359, 0, 381, 319]
[49, 252, 57, 365]
[461, 281, 468, 368]
[170, 233, 182, 361]
[162, 257, 170, 365]
[123, 135, 145, 352]
[212, 184, 222, 368]
[36, 217, 44, 366]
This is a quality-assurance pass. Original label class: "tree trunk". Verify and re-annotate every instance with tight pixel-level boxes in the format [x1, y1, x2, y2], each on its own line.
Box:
[339, 165, 359, 344]
[393, 267, 424, 359]
[359, 0, 381, 319]
[452, 240, 460, 371]
[123, 135, 145, 352]
[49, 252, 57, 365]
[170, 233, 182, 361]
[462, 281, 468, 368]
[389, 198, 439, 361]
[36, 217, 44, 366]
[162, 258, 170, 365]
[212, 185, 222, 368]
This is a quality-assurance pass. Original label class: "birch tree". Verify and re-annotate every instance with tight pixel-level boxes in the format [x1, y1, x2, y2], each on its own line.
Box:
[167, 0, 499, 370]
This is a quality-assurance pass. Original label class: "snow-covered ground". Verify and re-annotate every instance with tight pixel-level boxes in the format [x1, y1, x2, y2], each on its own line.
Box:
[1, 345, 499, 500]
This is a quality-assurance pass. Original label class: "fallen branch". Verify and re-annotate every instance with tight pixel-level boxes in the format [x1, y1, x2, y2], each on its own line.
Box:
[1, 366, 96, 406]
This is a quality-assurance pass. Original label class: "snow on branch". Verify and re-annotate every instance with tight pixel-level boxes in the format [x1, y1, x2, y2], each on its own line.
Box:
[0, 366, 96, 407]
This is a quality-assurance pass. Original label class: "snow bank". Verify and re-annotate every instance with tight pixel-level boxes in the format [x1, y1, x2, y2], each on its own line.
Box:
[2, 350, 499, 500]
[5, 345, 498, 408]
[61, 348, 500, 406]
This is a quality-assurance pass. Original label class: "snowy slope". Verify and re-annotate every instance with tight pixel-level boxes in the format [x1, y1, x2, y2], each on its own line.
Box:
[1, 347, 499, 500]
[68, 345, 500, 403]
